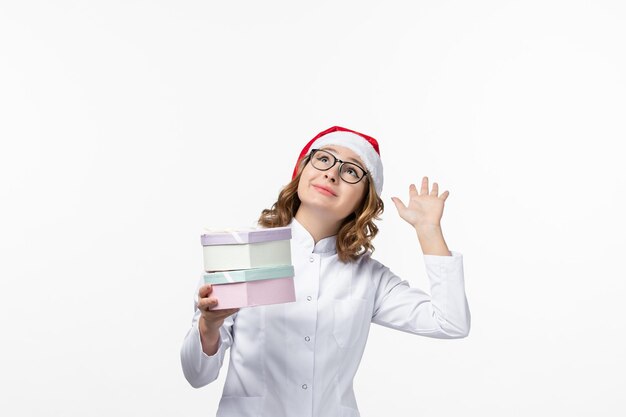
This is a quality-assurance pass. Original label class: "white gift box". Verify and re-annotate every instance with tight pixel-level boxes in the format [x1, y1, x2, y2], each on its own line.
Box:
[201, 226, 292, 272]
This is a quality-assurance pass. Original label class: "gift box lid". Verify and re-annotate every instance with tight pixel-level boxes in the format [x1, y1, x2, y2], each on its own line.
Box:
[203, 264, 295, 285]
[201, 226, 292, 246]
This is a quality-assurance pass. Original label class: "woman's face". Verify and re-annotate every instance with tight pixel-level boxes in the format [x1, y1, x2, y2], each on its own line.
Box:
[297, 145, 369, 222]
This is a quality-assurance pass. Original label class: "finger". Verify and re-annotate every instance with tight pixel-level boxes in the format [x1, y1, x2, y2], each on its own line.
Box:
[409, 183, 418, 197]
[198, 296, 219, 312]
[218, 308, 240, 317]
[198, 284, 213, 298]
[431, 182, 439, 196]
[420, 176, 429, 195]
[207, 307, 240, 317]
[440, 190, 450, 201]
[197, 296, 212, 311]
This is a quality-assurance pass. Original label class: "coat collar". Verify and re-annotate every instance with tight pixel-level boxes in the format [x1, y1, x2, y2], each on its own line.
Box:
[289, 217, 337, 254]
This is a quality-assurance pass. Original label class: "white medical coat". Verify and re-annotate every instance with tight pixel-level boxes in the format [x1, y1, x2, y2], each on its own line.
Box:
[181, 217, 471, 417]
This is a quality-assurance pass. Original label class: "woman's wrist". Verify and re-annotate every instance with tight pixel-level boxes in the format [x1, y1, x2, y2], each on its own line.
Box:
[199, 316, 222, 355]
[414, 224, 451, 256]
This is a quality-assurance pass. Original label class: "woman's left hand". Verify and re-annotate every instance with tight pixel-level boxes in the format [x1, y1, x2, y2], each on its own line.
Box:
[391, 176, 449, 229]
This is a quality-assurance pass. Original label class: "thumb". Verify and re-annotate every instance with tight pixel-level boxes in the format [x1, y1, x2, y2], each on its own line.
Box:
[391, 197, 406, 214]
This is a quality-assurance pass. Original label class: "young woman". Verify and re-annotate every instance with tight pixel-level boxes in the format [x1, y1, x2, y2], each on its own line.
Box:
[181, 126, 471, 417]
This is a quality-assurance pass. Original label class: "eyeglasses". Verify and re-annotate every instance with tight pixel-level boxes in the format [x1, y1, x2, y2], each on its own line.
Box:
[307, 149, 369, 184]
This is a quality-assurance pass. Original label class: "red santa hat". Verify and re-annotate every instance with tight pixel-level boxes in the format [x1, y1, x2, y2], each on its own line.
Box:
[292, 126, 384, 196]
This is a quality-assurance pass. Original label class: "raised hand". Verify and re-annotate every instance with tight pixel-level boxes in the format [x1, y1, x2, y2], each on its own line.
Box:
[391, 176, 449, 229]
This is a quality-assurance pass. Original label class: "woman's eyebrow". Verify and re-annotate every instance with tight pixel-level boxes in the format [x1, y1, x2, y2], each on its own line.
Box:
[322, 147, 363, 165]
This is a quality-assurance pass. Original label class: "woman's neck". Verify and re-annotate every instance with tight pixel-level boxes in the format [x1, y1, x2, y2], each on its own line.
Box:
[294, 207, 341, 244]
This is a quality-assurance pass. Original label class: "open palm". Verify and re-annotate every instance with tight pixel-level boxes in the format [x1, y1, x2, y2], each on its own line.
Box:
[391, 176, 449, 228]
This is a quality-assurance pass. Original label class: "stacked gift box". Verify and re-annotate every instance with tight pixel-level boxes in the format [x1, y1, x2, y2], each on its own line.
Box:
[200, 226, 296, 310]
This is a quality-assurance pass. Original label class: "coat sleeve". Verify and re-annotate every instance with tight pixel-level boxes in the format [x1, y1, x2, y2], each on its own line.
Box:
[370, 250, 471, 339]
[180, 278, 237, 388]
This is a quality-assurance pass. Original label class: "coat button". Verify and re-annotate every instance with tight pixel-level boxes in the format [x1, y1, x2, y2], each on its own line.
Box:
[309, 257, 314, 262]
[305, 336, 310, 342]
[302, 384, 308, 390]
[306, 296, 312, 301]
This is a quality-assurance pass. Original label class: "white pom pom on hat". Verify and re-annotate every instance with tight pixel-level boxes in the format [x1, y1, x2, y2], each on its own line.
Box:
[292, 126, 384, 196]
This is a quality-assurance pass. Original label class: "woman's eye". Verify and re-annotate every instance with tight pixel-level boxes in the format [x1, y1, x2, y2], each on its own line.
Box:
[346, 167, 358, 178]
[319, 157, 329, 163]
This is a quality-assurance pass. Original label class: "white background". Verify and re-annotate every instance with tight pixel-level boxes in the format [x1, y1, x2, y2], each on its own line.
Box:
[1, 1, 625, 416]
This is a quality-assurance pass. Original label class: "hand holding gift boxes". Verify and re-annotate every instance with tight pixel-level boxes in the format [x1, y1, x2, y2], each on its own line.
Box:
[200, 226, 296, 310]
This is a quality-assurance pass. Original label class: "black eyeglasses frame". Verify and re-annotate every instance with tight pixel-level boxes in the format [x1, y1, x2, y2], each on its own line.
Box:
[307, 149, 369, 185]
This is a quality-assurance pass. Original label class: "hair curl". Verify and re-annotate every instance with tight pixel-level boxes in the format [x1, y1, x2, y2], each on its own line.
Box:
[257, 156, 384, 263]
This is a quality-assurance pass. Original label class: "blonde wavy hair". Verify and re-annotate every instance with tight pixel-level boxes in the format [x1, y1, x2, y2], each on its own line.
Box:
[257, 156, 384, 263]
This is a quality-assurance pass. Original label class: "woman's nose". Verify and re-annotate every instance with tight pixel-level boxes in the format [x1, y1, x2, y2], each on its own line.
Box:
[324, 165, 340, 182]
[324, 173, 337, 183]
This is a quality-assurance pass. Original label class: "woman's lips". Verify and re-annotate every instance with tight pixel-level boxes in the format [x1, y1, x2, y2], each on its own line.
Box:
[313, 185, 337, 196]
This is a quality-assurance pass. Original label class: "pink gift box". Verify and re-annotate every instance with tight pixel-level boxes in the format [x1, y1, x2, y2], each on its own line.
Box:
[208, 277, 296, 310]
[204, 265, 296, 310]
